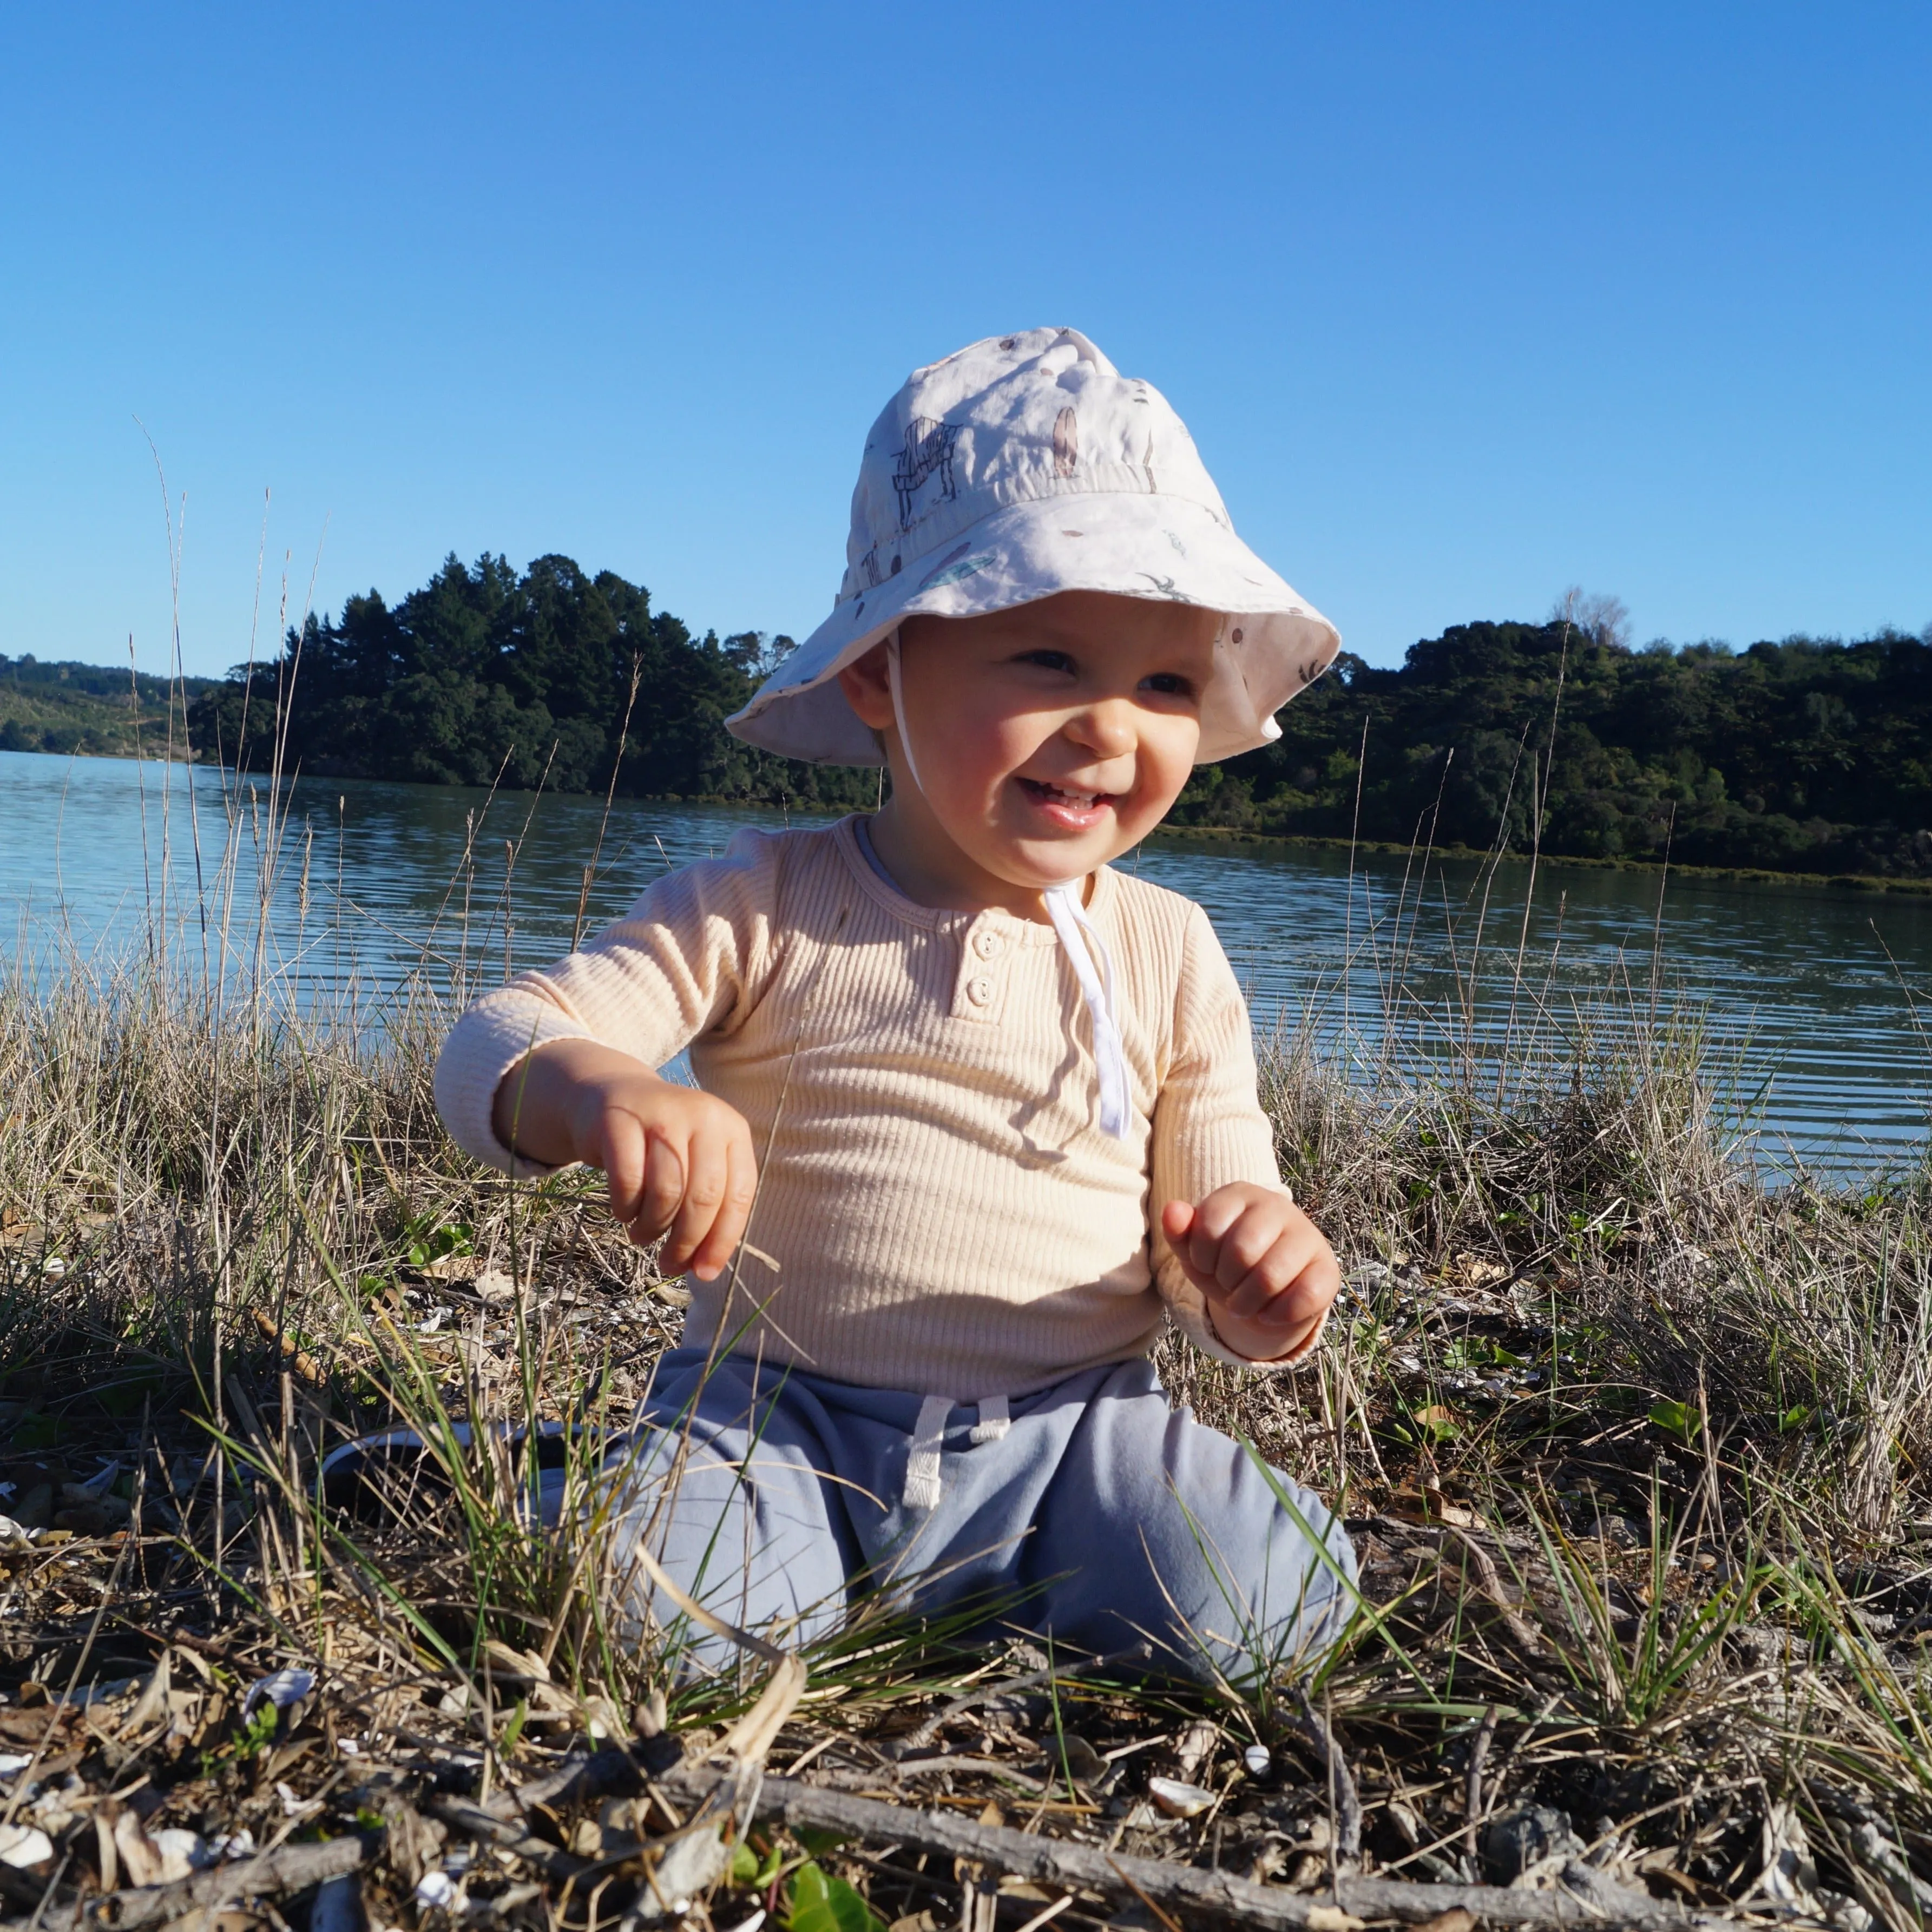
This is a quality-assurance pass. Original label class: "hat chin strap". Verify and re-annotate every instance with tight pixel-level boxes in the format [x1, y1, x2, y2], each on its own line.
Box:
[885, 630, 1130, 1140]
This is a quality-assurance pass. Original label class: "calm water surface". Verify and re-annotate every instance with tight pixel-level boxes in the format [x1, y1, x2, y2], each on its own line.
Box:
[2, 749, 1927, 1177]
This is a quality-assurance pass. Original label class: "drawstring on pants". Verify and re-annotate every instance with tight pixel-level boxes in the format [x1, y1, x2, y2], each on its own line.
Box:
[903, 1394, 1013, 1510]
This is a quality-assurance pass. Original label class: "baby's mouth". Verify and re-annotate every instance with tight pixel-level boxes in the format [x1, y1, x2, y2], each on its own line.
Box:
[1018, 777, 1119, 818]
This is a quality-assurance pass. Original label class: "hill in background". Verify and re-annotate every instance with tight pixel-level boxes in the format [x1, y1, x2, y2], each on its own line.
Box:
[1, 655, 214, 759]
[16, 553, 1930, 880]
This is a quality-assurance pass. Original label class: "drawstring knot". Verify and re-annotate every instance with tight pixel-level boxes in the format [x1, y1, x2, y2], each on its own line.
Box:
[903, 1395, 1014, 1510]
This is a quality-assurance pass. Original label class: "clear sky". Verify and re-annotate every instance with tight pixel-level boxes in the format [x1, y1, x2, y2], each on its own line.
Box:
[2, 3, 1927, 682]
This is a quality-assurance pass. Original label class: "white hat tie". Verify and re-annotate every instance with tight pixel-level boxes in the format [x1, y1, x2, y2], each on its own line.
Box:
[886, 632, 1130, 1141]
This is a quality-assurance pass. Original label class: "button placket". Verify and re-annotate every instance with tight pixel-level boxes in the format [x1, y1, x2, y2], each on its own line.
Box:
[954, 916, 1010, 1021]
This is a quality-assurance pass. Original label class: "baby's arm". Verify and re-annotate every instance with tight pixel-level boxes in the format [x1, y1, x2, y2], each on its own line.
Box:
[436, 830, 782, 1282]
[1159, 1190, 1338, 1361]
[1149, 904, 1340, 1368]
[492, 1040, 756, 1282]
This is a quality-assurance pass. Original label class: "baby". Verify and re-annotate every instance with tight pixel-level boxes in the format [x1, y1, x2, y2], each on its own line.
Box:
[433, 327, 1358, 1682]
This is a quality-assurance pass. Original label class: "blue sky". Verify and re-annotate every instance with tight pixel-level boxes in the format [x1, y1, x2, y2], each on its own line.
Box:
[2, 3, 1927, 681]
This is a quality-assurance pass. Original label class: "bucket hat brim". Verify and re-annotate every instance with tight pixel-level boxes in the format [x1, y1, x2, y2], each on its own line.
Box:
[726, 491, 1340, 768]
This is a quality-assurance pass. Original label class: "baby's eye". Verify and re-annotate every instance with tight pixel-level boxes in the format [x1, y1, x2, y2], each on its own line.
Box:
[1141, 672, 1197, 698]
[1015, 649, 1077, 676]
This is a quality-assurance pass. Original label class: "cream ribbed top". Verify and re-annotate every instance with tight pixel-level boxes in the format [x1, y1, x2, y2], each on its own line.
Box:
[433, 817, 1303, 1396]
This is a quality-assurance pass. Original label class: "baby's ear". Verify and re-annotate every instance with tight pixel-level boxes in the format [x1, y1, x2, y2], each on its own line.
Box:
[837, 641, 896, 730]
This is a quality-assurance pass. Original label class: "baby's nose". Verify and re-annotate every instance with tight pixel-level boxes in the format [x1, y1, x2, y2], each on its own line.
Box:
[1067, 699, 1139, 759]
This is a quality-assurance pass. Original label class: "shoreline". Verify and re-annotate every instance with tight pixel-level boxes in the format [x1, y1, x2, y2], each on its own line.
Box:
[1139, 819, 1932, 895]
[9, 741, 1931, 896]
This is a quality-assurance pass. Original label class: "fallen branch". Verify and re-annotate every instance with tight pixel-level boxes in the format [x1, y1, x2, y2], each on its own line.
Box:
[1290, 1690, 1363, 1874]
[662, 1765, 1700, 1930]
[28, 1835, 367, 1932]
[1445, 1527, 1546, 1657]
[253, 1307, 326, 1388]
[428, 1797, 588, 1881]
[1464, 1704, 1500, 1860]
[897, 1641, 1153, 1752]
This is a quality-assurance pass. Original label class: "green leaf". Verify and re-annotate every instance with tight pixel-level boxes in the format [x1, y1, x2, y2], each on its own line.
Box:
[729, 1841, 759, 1886]
[232, 1701, 280, 1761]
[785, 1859, 883, 1932]
[1648, 1398, 1700, 1444]
[499, 1698, 528, 1758]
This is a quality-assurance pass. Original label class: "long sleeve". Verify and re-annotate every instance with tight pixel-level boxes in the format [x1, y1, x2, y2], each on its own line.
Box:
[431, 820, 1325, 1396]
[432, 829, 783, 1174]
[1149, 905, 1323, 1370]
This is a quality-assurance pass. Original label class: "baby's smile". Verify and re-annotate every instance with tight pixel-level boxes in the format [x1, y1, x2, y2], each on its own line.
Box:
[1016, 774, 1120, 830]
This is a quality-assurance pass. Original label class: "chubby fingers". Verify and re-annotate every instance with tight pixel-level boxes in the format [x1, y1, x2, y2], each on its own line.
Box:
[659, 1112, 759, 1280]
[1162, 1187, 1289, 1300]
[1161, 1186, 1341, 1337]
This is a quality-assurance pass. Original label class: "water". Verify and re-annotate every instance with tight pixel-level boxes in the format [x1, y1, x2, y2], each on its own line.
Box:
[2, 748, 1928, 1177]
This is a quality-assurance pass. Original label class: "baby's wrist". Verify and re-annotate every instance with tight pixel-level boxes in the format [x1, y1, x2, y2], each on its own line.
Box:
[1205, 1301, 1307, 1363]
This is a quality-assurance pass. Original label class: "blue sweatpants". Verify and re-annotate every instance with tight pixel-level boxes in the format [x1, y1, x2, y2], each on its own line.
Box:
[599, 1349, 1358, 1686]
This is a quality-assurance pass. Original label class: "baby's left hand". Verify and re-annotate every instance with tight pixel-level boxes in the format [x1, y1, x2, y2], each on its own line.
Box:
[1160, 1184, 1340, 1363]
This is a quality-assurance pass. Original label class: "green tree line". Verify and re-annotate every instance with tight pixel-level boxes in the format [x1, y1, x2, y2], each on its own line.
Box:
[184, 553, 1931, 878]
[1172, 616, 1932, 877]
[187, 552, 877, 812]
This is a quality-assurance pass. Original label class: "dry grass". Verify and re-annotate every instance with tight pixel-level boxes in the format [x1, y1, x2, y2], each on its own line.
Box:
[3, 820, 1931, 1929]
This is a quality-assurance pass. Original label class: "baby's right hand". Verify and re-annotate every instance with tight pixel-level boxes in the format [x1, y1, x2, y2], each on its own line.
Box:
[493, 1039, 758, 1280]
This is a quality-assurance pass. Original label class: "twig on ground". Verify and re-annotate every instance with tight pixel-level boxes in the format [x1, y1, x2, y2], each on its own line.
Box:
[657, 1763, 1700, 1930]
[1291, 1690, 1362, 1874]
[1464, 1704, 1500, 1862]
[1445, 1526, 1545, 1657]
[898, 1641, 1153, 1752]
[29, 1836, 369, 1932]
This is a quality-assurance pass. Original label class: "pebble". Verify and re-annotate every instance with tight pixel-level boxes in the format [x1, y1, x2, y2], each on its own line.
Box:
[413, 1871, 457, 1910]
[1147, 1775, 1215, 1818]
[0, 1824, 54, 1869]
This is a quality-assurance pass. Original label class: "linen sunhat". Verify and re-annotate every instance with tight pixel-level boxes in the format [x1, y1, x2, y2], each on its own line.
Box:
[725, 326, 1341, 766]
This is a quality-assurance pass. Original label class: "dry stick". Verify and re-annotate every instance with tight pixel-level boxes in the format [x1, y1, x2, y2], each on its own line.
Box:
[1290, 1688, 1362, 1874]
[572, 654, 644, 954]
[1463, 1703, 1500, 1862]
[33, 1836, 368, 1932]
[654, 1765, 1696, 1930]
[1497, 617, 1573, 1107]
[1444, 1524, 1545, 1657]
[254, 1306, 325, 1387]
[1458, 723, 1531, 1087]
[901, 1641, 1153, 1751]
[1342, 714, 1369, 1054]
[1646, 802, 1675, 1028]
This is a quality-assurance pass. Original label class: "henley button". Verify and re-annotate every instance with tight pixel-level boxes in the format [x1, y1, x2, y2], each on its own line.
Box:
[966, 975, 993, 1006]
[973, 929, 1004, 958]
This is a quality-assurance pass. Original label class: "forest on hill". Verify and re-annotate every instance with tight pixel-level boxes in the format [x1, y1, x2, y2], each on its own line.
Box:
[0, 654, 214, 759]
[145, 548, 1931, 882]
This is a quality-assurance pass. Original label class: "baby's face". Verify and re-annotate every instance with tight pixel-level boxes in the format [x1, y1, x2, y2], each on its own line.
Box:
[843, 591, 1219, 898]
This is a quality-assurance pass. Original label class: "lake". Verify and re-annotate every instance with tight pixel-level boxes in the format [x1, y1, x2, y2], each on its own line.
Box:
[2, 747, 1928, 1178]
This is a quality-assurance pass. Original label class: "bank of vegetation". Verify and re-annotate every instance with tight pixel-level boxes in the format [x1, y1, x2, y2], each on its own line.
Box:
[11, 553, 1928, 884]
[0, 654, 213, 760]
[173, 553, 1932, 883]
